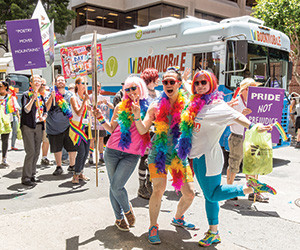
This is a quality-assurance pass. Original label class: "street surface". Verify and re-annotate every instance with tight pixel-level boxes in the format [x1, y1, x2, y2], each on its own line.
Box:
[0, 137, 299, 250]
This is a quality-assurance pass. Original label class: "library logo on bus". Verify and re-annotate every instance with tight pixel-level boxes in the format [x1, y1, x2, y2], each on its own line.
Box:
[106, 56, 118, 77]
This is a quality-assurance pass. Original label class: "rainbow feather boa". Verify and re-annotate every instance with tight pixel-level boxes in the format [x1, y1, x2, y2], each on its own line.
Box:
[178, 91, 223, 160]
[28, 87, 44, 117]
[117, 97, 150, 154]
[153, 91, 186, 191]
[54, 86, 73, 119]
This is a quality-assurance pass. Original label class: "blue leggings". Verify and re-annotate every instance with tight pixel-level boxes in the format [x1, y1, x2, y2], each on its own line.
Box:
[193, 155, 245, 225]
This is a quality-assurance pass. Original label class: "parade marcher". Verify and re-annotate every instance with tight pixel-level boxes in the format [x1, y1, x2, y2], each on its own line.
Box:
[39, 79, 51, 165]
[137, 68, 160, 199]
[290, 93, 300, 148]
[8, 86, 20, 151]
[227, 78, 269, 202]
[69, 77, 91, 183]
[0, 81, 13, 166]
[131, 67, 196, 244]
[177, 70, 277, 247]
[45, 75, 77, 175]
[89, 82, 113, 165]
[94, 76, 150, 232]
[20, 75, 47, 186]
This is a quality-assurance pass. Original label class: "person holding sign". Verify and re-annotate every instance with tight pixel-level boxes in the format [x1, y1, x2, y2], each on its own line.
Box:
[94, 76, 150, 232]
[176, 71, 276, 247]
[69, 77, 91, 184]
[20, 75, 47, 186]
[227, 78, 269, 202]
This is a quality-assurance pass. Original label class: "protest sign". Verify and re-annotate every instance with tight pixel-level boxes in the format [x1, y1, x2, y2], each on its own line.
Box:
[6, 19, 46, 71]
[60, 44, 104, 79]
[246, 86, 285, 143]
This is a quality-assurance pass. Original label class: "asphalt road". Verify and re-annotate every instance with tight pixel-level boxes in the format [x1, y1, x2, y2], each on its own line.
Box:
[0, 138, 299, 250]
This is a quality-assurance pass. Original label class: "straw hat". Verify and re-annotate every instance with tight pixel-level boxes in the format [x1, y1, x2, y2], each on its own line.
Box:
[239, 78, 262, 94]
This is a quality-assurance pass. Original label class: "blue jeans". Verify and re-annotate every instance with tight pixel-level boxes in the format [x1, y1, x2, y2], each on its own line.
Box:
[74, 139, 90, 174]
[11, 115, 18, 148]
[193, 155, 245, 225]
[104, 147, 140, 220]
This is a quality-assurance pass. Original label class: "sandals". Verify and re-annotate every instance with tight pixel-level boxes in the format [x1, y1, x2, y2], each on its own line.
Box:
[79, 173, 90, 181]
[72, 175, 79, 184]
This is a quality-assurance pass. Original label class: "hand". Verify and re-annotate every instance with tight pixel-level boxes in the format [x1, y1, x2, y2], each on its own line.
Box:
[257, 124, 273, 132]
[182, 68, 191, 82]
[242, 108, 252, 116]
[32, 91, 38, 101]
[51, 90, 56, 100]
[131, 96, 141, 119]
[83, 91, 89, 102]
[227, 98, 238, 107]
[93, 107, 103, 119]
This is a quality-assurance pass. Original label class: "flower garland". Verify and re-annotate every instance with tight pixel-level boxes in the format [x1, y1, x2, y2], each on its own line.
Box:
[177, 91, 223, 160]
[153, 91, 186, 191]
[54, 86, 73, 119]
[28, 87, 44, 117]
[117, 97, 150, 153]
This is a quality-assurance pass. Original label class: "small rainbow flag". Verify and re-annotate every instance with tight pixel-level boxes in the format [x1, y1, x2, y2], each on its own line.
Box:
[274, 122, 288, 141]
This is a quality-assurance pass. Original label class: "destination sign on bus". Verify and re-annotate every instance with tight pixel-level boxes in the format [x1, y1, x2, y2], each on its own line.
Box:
[251, 29, 281, 46]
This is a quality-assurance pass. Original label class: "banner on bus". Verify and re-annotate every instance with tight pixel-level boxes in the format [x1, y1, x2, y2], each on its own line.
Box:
[60, 44, 104, 79]
[6, 19, 46, 71]
[246, 86, 285, 143]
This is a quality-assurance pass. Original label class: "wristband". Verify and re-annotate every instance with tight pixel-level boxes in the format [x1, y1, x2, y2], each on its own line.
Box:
[97, 115, 106, 124]
[134, 117, 140, 121]
[249, 122, 255, 130]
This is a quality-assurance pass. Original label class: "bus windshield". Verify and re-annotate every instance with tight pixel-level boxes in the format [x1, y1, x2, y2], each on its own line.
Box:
[225, 41, 289, 90]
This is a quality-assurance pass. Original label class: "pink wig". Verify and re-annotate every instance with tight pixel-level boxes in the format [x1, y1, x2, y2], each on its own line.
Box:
[191, 70, 218, 95]
[123, 76, 148, 100]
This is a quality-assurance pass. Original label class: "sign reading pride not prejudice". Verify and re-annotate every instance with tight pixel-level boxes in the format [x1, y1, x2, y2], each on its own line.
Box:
[246, 86, 285, 143]
[6, 18, 46, 71]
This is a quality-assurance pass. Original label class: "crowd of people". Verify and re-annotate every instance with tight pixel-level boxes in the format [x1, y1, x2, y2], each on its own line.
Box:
[0, 67, 283, 246]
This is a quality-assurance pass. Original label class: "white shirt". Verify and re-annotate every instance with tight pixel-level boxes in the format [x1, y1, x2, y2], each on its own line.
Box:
[189, 101, 242, 176]
[230, 95, 246, 135]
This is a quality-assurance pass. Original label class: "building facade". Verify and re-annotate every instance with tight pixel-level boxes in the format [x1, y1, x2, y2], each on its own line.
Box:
[60, 0, 256, 42]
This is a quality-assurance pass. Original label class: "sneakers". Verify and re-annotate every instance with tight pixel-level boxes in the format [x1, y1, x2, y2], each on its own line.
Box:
[53, 166, 63, 176]
[248, 193, 269, 202]
[125, 204, 135, 227]
[138, 185, 151, 199]
[88, 158, 94, 165]
[115, 219, 129, 231]
[1, 158, 9, 167]
[41, 157, 50, 165]
[148, 224, 161, 244]
[295, 142, 300, 148]
[199, 230, 221, 247]
[67, 165, 75, 172]
[171, 215, 195, 230]
[11, 147, 19, 151]
[99, 158, 105, 164]
[247, 177, 277, 195]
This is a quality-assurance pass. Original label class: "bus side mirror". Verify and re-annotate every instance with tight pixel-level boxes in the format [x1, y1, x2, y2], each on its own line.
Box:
[288, 61, 293, 82]
[236, 40, 248, 65]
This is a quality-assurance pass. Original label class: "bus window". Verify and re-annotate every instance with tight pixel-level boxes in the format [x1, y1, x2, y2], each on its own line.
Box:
[192, 52, 220, 79]
[225, 42, 289, 90]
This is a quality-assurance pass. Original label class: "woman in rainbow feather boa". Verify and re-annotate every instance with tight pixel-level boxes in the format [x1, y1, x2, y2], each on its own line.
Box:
[94, 76, 150, 231]
[130, 67, 196, 245]
[177, 70, 277, 247]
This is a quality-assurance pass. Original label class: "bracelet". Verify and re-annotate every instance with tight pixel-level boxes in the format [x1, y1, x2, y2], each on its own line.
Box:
[97, 115, 106, 124]
[249, 122, 255, 130]
[134, 117, 140, 121]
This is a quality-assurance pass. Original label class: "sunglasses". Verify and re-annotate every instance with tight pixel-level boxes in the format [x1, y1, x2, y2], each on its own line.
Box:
[41, 84, 46, 87]
[125, 86, 137, 92]
[162, 80, 179, 86]
[194, 80, 208, 86]
[79, 82, 88, 85]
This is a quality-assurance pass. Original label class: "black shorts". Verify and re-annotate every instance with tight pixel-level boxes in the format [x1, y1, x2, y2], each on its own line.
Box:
[296, 116, 300, 133]
[92, 130, 107, 138]
[48, 128, 77, 153]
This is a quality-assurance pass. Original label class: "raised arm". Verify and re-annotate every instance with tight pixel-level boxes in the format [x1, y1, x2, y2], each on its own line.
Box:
[94, 104, 119, 134]
[132, 101, 156, 135]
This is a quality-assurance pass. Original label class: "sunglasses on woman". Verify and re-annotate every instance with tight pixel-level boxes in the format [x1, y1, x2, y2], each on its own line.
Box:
[125, 86, 137, 92]
[162, 80, 179, 86]
[194, 80, 208, 86]
[79, 82, 88, 85]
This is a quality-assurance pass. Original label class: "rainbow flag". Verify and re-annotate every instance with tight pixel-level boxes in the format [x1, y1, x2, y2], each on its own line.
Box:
[274, 122, 288, 141]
